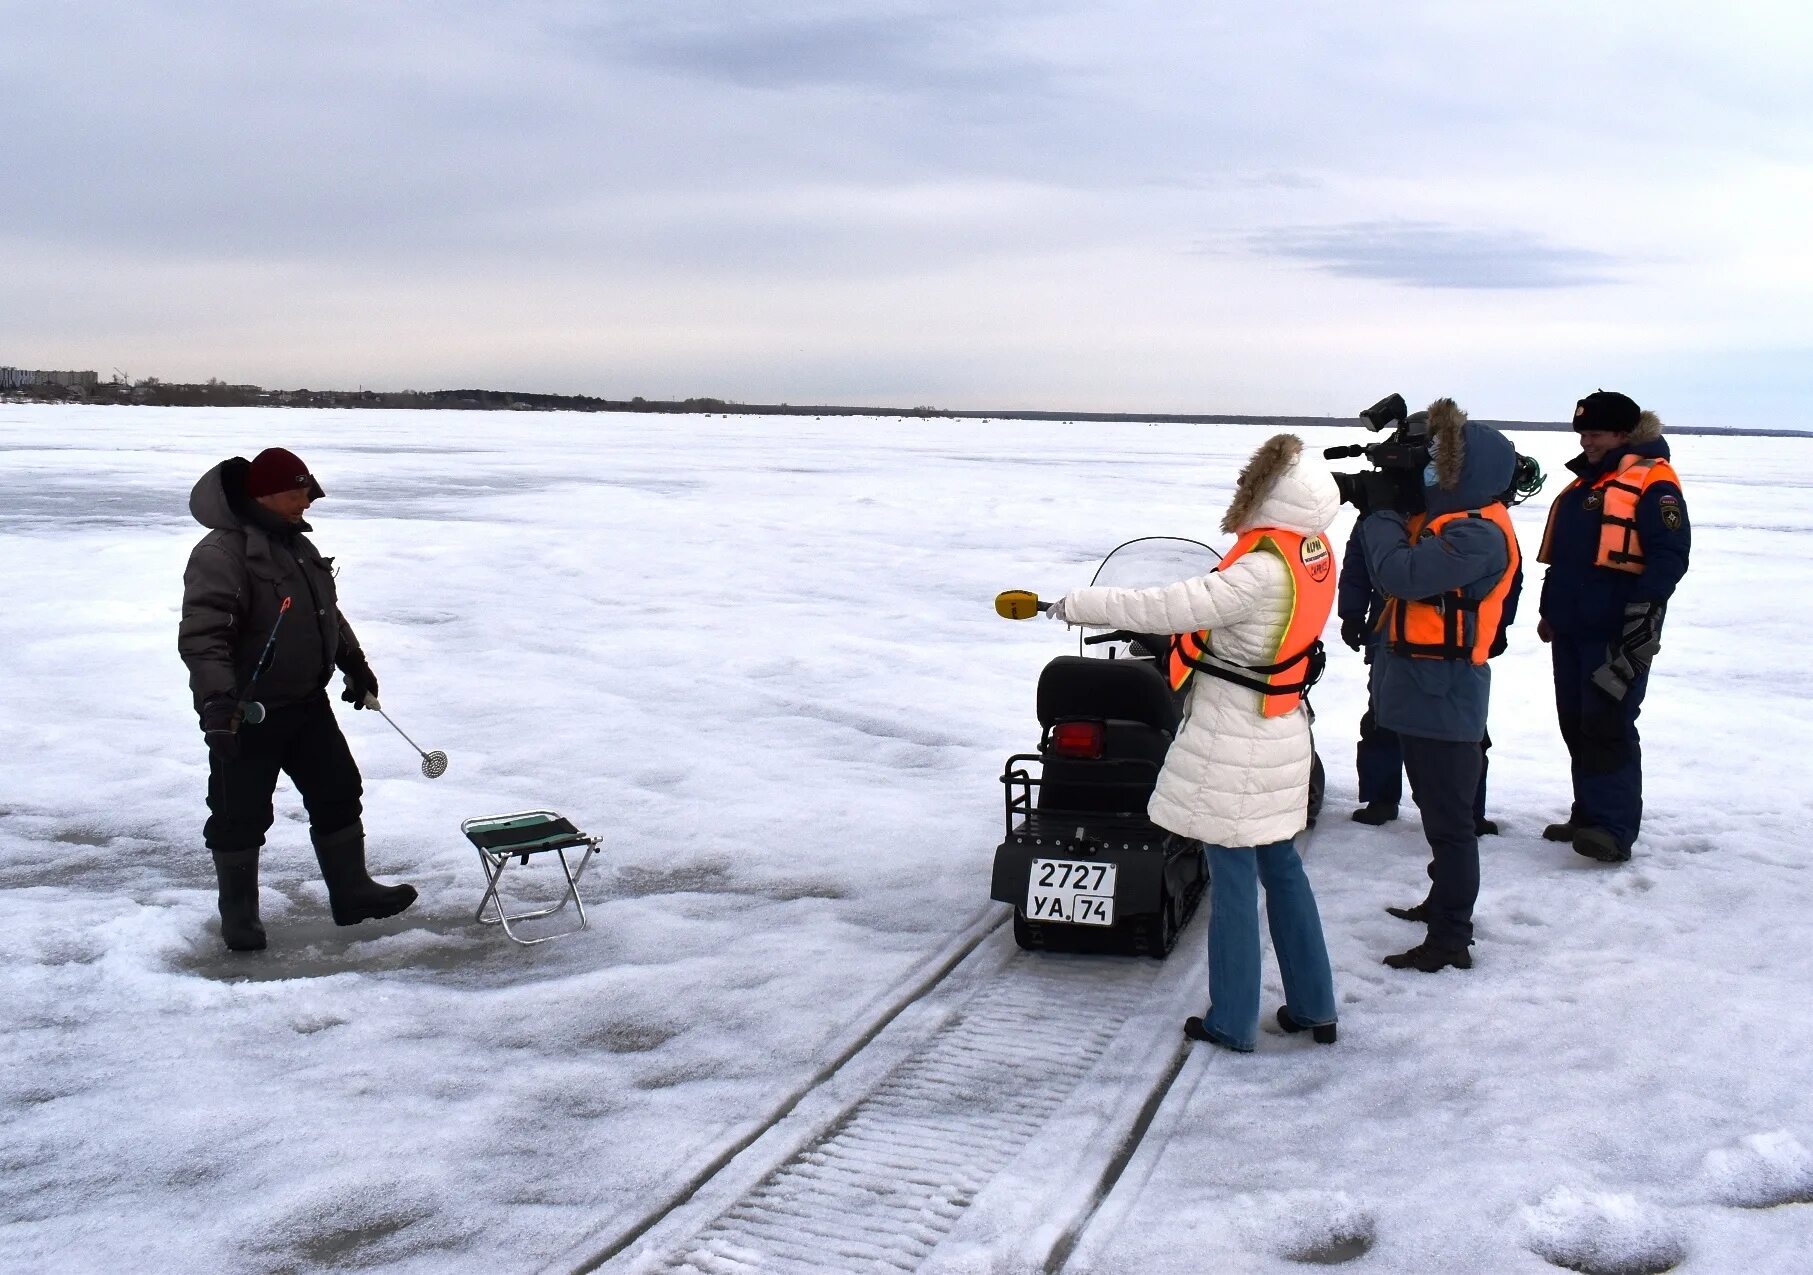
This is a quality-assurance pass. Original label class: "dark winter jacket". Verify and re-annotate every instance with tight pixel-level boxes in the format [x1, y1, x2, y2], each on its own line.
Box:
[1338, 523, 1388, 666]
[178, 458, 364, 714]
[1538, 417, 1689, 639]
[1359, 402, 1521, 743]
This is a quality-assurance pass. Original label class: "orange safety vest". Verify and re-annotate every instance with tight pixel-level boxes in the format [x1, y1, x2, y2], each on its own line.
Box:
[1382, 504, 1520, 664]
[1167, 527, 1336, 717]
[1537, 455, 1682, 575]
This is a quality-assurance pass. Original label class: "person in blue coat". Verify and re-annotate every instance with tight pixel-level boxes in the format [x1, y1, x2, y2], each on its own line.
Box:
[1358, 399, 1522, 972]
[1338, 522, 1497, 833]
[1536, 391, 1690, 863]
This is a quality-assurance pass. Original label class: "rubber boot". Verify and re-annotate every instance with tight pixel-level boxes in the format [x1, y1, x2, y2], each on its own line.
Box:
[312, 823, 418, 926]
[210, 848, 267, 952]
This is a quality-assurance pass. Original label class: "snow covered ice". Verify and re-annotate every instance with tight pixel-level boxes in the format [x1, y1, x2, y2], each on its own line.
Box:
[3, 404, 1813, 1273]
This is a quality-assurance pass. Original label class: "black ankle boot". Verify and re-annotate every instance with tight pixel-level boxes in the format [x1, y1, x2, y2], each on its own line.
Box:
[210, 848, 267, 952]
[1383, 941, 1473, 972]
[1275, 1006, 1337, 1044]
[1351, 802, 1398, 826]
[312, 824, 417, 926]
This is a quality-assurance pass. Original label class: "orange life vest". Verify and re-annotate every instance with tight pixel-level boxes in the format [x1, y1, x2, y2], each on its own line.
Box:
[1537, 455, 1682, 575]
[1167, 527, 1336, 717]
[1381, 503, 1520, 664]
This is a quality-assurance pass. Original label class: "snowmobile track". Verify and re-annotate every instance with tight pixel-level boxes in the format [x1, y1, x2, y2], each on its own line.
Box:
[548, 906, 1206, 1275]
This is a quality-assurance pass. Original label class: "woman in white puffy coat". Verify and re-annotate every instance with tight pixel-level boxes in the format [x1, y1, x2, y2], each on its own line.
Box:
[1053, 435, 1340, 1052]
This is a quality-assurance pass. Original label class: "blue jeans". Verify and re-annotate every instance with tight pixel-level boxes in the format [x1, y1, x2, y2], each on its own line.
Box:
[1202, 839, 1337, 1051]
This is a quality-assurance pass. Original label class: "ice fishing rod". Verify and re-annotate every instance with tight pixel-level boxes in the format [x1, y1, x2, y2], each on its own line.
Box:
[360, 694, 449, 779]
[238, 597, 293, 725]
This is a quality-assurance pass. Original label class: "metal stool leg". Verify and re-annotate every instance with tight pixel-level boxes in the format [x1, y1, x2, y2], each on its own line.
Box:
[473, 839, 599, 945]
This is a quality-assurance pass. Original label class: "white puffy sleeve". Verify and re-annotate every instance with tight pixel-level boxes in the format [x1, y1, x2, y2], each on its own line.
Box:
[1059, 553, 1282, 635]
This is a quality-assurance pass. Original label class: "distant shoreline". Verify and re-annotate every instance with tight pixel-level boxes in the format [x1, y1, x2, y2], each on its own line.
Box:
[5, 388, 1807, 439]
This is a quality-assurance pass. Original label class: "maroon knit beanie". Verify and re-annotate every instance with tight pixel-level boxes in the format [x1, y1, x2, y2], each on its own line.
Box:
[245, 448, 322, 498]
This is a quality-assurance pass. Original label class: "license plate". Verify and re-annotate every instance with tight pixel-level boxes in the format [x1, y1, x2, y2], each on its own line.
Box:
[1025, 857, 1117, 927]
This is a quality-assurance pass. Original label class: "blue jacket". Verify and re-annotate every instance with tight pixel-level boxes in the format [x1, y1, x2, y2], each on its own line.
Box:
[1338, 525, 1383, 629]
[1538, 430, 1689, 639]
[1360, 413, 1520, 742]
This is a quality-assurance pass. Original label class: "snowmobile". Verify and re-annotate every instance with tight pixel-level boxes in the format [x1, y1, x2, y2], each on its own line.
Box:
[991, 537, 1325, 958]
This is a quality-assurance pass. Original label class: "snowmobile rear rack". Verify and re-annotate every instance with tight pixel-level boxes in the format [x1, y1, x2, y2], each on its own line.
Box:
[462, 810, 602, 946]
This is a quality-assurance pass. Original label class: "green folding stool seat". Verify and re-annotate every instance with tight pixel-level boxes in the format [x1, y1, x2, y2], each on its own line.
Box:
[461, 810, 601, 945]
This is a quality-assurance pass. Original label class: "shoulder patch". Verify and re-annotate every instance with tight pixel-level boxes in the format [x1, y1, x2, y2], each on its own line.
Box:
[1583, 491, 1604, 511]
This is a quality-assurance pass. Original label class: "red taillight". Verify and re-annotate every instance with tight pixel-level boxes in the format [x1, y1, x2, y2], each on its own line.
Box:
[1050, 721, 1105, 759]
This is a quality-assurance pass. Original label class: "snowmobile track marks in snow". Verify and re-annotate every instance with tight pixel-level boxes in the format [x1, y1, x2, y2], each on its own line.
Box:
[552, 908, 1209, 1275]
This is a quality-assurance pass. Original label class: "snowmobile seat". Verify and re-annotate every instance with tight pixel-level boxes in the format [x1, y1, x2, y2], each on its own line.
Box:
[461, 810, 602, 945]
[1036, 655, 1179, 734]
[1035, 657, 1179, 814]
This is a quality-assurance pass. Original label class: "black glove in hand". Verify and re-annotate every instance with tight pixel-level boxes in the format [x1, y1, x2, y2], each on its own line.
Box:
[200, 694, 242, 761]
[339, 650, 379, 709]
[1618, 601, 1662, 666]
[1340, 614, 1368, 652]
[1590, 603, 1662, 702]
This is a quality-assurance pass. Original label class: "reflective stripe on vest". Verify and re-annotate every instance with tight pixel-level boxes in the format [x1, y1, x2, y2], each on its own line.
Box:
[1537, 455, 1681, 575]
[1166, 527, 1336, 717]
[1382, 503, 1520, 665]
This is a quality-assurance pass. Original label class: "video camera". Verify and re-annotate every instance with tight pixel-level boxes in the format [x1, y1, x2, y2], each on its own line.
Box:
[1326, 393, 1548, 514]
[1323, 393, 1430, 516]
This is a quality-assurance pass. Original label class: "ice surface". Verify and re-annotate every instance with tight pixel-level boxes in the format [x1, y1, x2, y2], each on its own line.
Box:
[2, 405, 1811, 1272]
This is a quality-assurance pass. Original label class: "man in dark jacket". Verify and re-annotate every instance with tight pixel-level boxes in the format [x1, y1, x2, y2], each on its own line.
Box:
[1536, 391, 1690, 864]
[179, 447, 415, 951]
[1358, 400, 1521, 973]
[1339, 525, 1496, 833]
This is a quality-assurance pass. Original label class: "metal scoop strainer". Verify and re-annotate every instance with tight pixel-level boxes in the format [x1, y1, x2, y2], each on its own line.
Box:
[363, 695, 449, 779]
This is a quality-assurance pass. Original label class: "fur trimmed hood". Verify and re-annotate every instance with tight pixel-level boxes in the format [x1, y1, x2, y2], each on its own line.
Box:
[1423, 400, 1516, 516]
[1427, 398, 1467, 491]
[1629, 410, 1663, 444]
[1221, 433, 1340, 537]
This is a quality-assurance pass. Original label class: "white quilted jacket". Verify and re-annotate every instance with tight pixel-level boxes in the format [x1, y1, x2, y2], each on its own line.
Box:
[1061, 458, 1341, 847]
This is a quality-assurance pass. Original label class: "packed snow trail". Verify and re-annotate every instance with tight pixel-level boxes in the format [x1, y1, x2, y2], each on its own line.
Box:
[559, 915, 1207, 1275]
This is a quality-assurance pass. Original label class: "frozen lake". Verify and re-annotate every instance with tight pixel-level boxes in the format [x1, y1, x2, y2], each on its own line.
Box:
[3, 404, 1812, 1273]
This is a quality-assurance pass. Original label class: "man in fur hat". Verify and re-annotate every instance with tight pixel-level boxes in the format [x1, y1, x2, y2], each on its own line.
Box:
[1359, 400, 1523, 973]
[179, 447, 416, 952]
[1535, 392, 1691, 864]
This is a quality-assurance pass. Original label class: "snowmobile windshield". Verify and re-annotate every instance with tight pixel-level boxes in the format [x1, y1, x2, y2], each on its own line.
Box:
[1088, 536, 1219, 590]
[1080, 537, 1219, 661]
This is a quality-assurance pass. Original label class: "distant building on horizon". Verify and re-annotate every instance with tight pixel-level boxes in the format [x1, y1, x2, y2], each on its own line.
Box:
[1, 367, 100, 389]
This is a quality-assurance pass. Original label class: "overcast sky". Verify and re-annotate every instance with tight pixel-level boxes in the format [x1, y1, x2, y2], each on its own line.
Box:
[4, 1, 1811, 424]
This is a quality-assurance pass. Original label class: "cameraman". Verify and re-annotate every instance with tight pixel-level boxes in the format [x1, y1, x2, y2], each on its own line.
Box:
[1340, 519, 1496, 834]
[1353, 399, 1521, 973]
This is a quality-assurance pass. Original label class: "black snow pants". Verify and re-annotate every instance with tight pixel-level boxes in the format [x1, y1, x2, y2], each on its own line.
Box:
[1356, 709, 1492, 822]
[205, 691, 363, 853]
[1400, 733, 1484, 950]
[1552, 635, 1648, 854]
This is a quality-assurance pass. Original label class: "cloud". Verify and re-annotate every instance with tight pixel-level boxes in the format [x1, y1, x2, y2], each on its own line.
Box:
[1236, 221, 1625, 290]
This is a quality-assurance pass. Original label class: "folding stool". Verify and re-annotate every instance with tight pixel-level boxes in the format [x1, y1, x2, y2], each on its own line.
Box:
[461, 810, 601, 945]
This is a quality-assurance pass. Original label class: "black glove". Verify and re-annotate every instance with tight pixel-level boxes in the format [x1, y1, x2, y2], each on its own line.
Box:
[1340, 614, 1368, 652]
[1590, 602, 1663, 701]
[339, 650, 379, 709]
[200, 694, 243, 761]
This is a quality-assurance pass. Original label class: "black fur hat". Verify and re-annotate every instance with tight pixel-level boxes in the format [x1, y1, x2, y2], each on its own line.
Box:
[1574, 390, 1641, 434]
